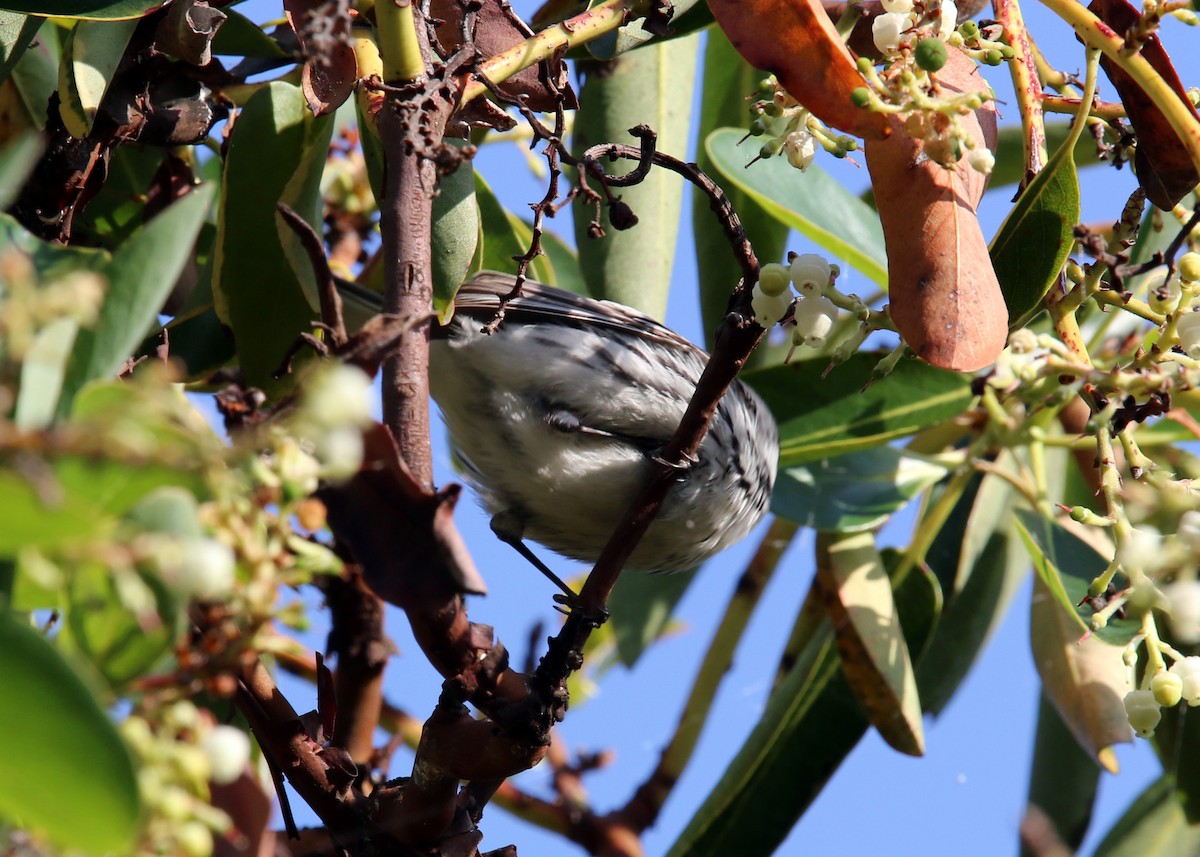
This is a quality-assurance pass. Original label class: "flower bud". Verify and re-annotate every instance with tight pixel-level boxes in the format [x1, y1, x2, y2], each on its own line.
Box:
[792, 295, 839, 348]
[967, 147, 995, 175]
[881, 0, 914, 12]
[937, 0, 958, 39]
[301, 363, 374, 430]
[790, 253, 832, 293]
[783, 130, 817, 171]
[176, 822, 214, 857]
[1123, 689, 1161, 737]
[1169, 656, 1200, 705]
[160, 538, 237, 601]
[1152, 669, 1184, 707]
[202, 725, 251, 785]
[873, 11, 912, 53]
[751, 286, 792, 327]
[1162, 580, 1200, 645]
[758, 263, 792, 297]
[1179, 510, 1200, 551]
[1180, 252, 1200, 283]
[316, 426, 365, 483]
[1176, 310, 1200, 357]
[1147, 267, 1181, 315]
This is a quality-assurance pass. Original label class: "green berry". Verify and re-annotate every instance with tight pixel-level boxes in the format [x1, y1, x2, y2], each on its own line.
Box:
[984, 49, 1004, 65]
[850, 87, 872, 108]
[914, 38, 948, 72]
[959, 20, 979, 38]
[750, 117, 770, 136]
[1179, 252, 1200, 283]
[1152, 670, 1184, 708]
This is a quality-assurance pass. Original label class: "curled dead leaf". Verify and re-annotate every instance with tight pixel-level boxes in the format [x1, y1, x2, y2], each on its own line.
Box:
[284, 0, 357, 116]
[865, 49, 1006, 371]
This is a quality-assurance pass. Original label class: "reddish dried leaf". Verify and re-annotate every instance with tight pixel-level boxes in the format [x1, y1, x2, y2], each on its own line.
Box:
[284, 0, 356, 116]
[1089, 0, 1200, 210]
[865, 49, 1005, 371]
[708, 0, 889, 140]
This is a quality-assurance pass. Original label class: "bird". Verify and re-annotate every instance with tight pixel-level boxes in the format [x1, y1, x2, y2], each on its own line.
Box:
[428, 271, 778, 581]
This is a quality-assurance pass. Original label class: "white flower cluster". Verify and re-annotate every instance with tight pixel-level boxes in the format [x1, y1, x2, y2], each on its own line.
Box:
[1125, 657, 1200, 738]
[751, 254, 842, 352]
[747, 77, 860, 173]
[872, 0, 957, 56]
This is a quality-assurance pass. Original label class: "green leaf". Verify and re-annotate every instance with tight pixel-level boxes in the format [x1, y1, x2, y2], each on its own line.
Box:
[744, 351, 974, 466]
[430, 143, 480, 320]
[0, 11, 39, 88]
[917, 455, 1032, 714]
[7, 17, 58, 129]
[772, 446, 948, 533]
[210, 8, 288, 59]
[72, 144, 164, 246]
[668, 549, 940, 857]
[213, 82, 330, 395]
[1023, 692, 1101, 855]
[1013, 509, 1140, 645]
[0, 211, 107, 280]
[824, 531, 923, 755]
[1094, 777, 1200, 856]
[59, 562, 180, 689]
[705, 127, 888, 287]
[15, 317, 80, 430]
[145, 306, 235, 380]
[693, 28, 789, 357]
[537, 228, 587, 297]
[990, 120, 1083, 328]
[0, 609, 140, 853]
[473, 171, 549, 282]
[2, 0, 164, 19]
[608, 567, 695, 667]
[0, 452, 204, 556]
[1025, 524, 1133, 770]
[57, 184, 214, 416]
[56, 18, 138, 138]
[572, 36, 699, 320]
[0, 468, 115, 552]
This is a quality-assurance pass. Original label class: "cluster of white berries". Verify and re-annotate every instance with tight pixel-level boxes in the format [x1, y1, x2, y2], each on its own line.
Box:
[751, 253, 842, 353]
[121, 702, 253, 857]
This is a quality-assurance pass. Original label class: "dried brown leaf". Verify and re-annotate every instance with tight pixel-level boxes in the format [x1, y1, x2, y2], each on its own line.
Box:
[865, 49, 1006, 371]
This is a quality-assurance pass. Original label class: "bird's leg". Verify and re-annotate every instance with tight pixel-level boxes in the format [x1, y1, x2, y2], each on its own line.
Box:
[489, 511, 608, 627]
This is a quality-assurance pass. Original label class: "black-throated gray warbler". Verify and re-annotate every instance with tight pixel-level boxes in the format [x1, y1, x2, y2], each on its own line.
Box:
[429, 272, 778, 574]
